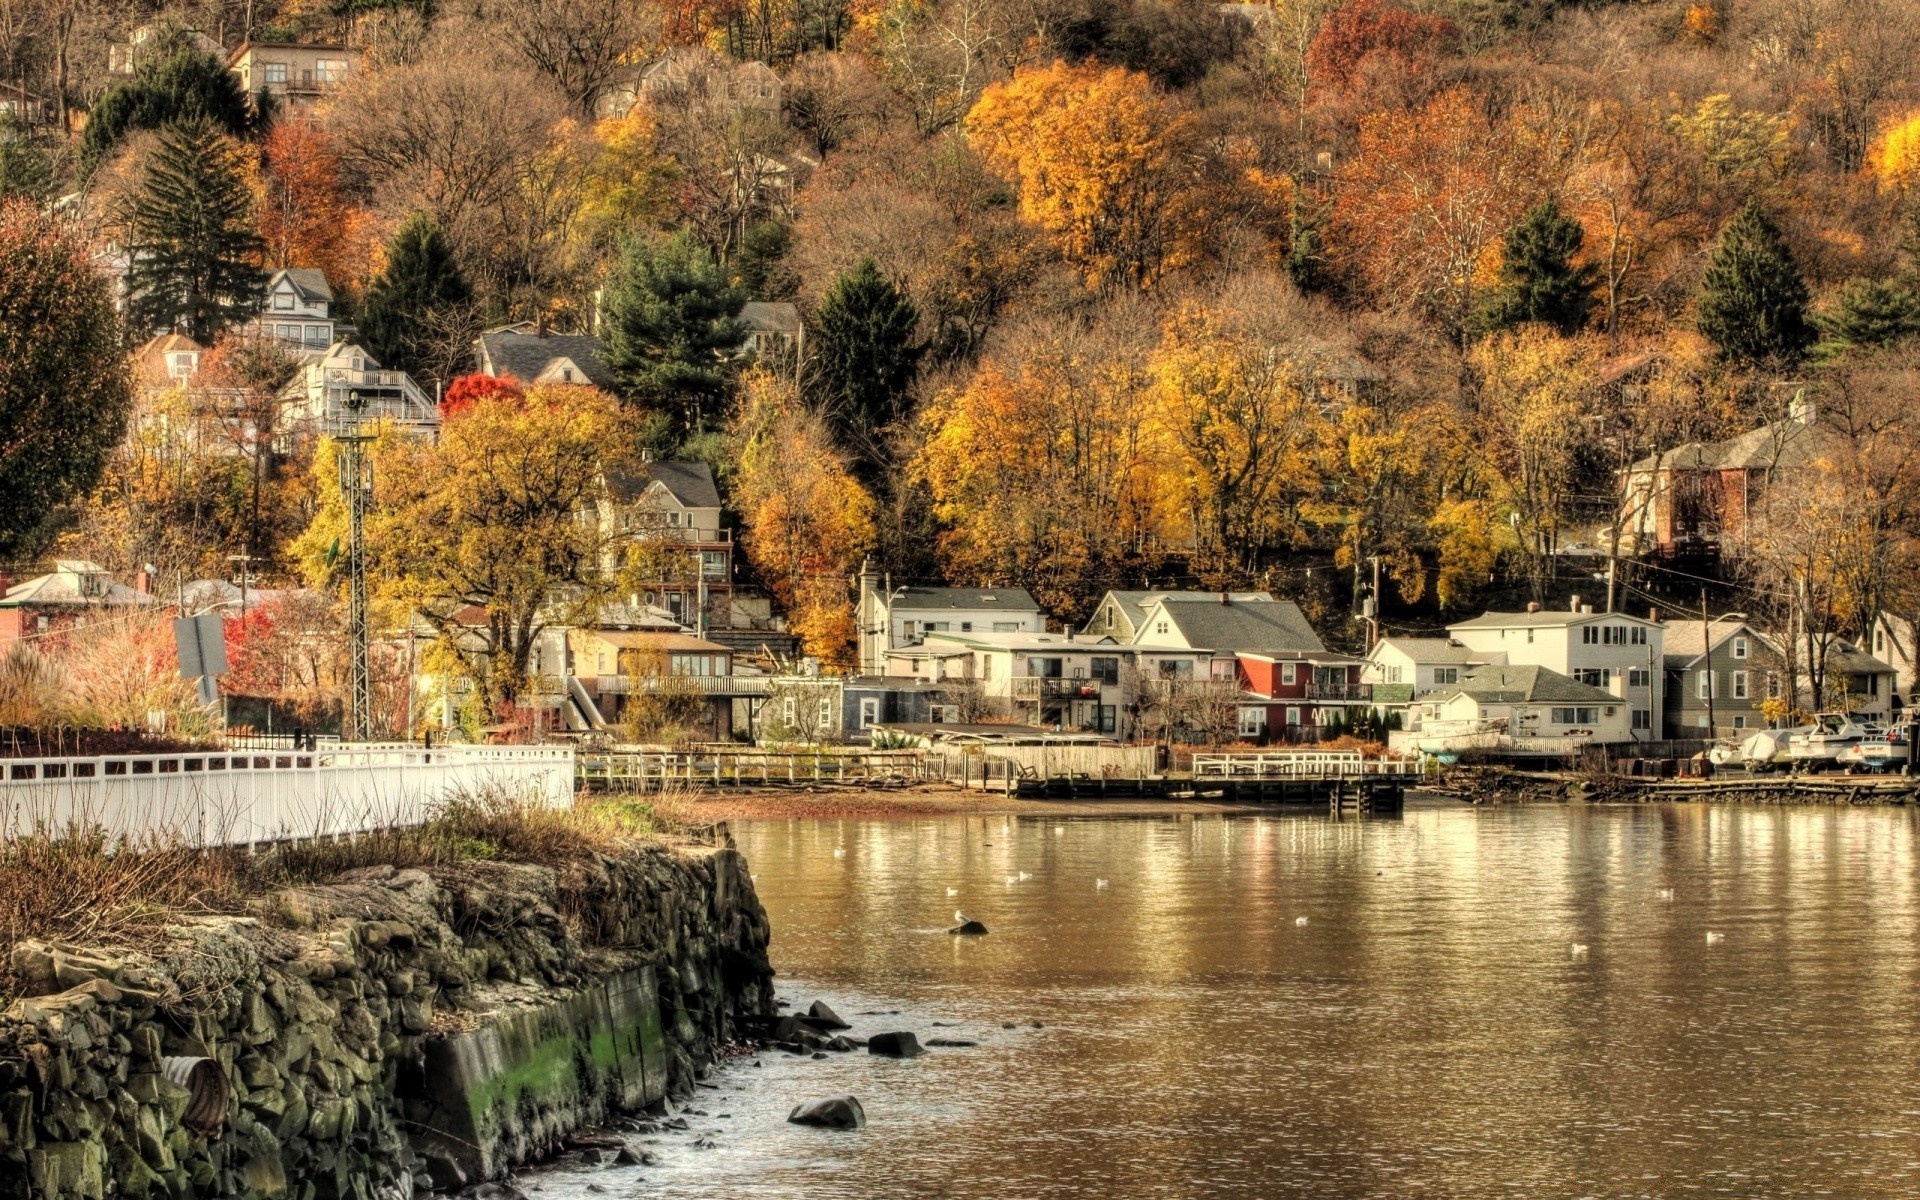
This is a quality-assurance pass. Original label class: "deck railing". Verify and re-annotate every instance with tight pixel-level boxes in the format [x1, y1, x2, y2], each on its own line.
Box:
[1191, 751, 1418, 779]
[0, 743, 575, 847]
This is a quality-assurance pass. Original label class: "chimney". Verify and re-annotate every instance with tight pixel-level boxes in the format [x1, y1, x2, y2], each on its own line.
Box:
[1219, 592, 1229, 605]
[1581, 604, 1594, 614]
[1570, 594, 1582, 612]
[133, 567, 152, 595]
[535, 312, 550, 338]
[1526, 601, 1541, 613]
[1649, 607, 1659, 623]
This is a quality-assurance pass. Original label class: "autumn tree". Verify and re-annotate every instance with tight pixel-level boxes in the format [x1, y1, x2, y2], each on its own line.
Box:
[1696, 201, 1814, 369]
[879, 0, 1026, 136]
[812, 257, 925, 477]
[298, 384, 626, 714]
[494, 0, 662, 115]
[259, 120, 373, 297]
[1478, 197, 1597, 337]
[0, 202, 131, 556]
[730, 370, 876, 663]
[645, 49, 795, 261]
[916, 308, 1162, 620]
[126, 121, 265, 342]
[968, 61, 1205, 292]
[358, 213, 476, 388]
[1333, 88, 1528, 340]
[1304, 0, 1456, 119]
[600, 230, 747, 433]
[1869, 112, 1920, 193]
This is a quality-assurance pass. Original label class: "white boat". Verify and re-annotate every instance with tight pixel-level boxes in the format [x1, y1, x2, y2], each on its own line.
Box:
[1740, 726, 1809, 773]
[1412, 722, 1509, 763]
[1786, 713, 1880, 769]
[1837, 729, 1910, 773]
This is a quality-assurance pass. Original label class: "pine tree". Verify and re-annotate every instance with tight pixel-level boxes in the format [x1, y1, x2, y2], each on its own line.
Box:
[126, 121, 265, 342]
[1817, 278, 1920, 352]
[81, 48, 261, 174]
[813, 257, 924, 476]
[1696, 201, 1814, 368]
[358, 213, 473, 386]
[0, 115, 54, 204]
[1478, 197, 1597, 336]
[600, 231, 745, 432]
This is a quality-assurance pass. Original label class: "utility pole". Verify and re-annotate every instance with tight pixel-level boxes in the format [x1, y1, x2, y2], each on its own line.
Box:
[337, 391, 374, 742]
[227, 550, 255, 620]
[1366, 555, 1382, 651]
[1700, 588, 1716, 744]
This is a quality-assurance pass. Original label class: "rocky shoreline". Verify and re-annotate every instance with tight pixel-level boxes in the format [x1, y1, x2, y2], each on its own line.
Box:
[0, 839, 775, 1200]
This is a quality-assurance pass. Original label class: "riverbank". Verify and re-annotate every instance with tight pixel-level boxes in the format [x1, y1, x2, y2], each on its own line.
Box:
[0, 833, 774, 1199]
[647, 782, 1277, 823]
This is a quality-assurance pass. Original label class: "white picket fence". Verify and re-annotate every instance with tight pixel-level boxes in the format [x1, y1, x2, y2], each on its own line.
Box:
[1190, 751, 1419, 779]
[0, 744, 576, 848]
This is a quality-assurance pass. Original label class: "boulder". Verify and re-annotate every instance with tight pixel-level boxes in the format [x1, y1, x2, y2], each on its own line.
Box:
[786, 1096, 866, 1131]
[924, 1038, 978, 1047]
[804, 1001, 850, 1031]
[948, 920, 989, 936]
[867, 1032, 924, 1058]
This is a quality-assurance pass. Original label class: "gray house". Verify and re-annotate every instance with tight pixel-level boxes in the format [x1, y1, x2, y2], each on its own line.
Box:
[1661, 617, 1779, 740]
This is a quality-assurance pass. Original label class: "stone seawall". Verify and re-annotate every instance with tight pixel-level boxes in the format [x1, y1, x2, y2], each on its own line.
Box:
[0, 840, 775, 1200]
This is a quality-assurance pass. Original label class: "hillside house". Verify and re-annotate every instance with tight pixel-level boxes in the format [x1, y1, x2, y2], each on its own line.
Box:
[1869, 614, 1918, 706]
[277, 342, 438, 436]
[246, 269, 337, 350]
[856, 562, 1045, 673]
[1660, 617, 1780, 739]
[886, 631, 1204, 737]
[1080, 590, 1274, 641]
[228, 42, 359, 106]
[600, 48, 782, 118]
[739, 302, 804, 365]
[0, 562, 156, 648]
[131, 333, 204, 393]
[598, 460, 733, 632]
[1235, 650, 1368, 743]
[110, 24, 222, 74]
[564, 629, 746, 740]
[0, 84, 50, 127]
[473, 327, 618, 390]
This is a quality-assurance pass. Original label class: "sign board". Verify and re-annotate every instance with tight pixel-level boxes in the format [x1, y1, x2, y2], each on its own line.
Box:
[174, 612, 229, 680]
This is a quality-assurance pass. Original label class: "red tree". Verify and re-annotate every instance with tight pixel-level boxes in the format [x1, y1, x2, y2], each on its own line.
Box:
[439, 373, 526, 419]
[1306, 0, 1458, 97]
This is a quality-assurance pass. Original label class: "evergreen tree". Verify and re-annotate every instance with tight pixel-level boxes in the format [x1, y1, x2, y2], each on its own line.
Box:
[812, 257, 924, 475]
[1696, 201, 1814, 368]
[358, 213, 474, 386]
[81, 49, 261, 174]
[1478, 197, 1598, 336]
[0, 115, 55, 204]
[1817, 278, 1920, 352]
[126, 121, 264, 342]
[600, 231, 745, 432]
[0, 201, 133, 555]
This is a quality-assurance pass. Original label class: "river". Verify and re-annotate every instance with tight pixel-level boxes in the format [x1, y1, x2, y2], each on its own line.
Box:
[532, 801, 1920, 1198]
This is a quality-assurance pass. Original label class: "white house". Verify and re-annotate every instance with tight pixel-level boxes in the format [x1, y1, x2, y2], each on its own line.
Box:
[1080, 590, 1275, 642]
[1869, 613, 1917, 705]
[1446, 601, 1664, 741]
[1127, 594, 1325, 678]
[1412, 663, 1634, 746]
[247, 268, 337, 350]
[1364, 637, 1499, 691]
[597, 459, 733, 632]
[276, 342, 439, 435]
[856, 561, 1045, 674]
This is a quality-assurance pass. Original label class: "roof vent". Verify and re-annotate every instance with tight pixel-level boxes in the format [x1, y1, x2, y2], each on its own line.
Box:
[1649, 608, 1659, 622]
[1526, 601, 1541, 613]
[1569, 594, 1582, 612]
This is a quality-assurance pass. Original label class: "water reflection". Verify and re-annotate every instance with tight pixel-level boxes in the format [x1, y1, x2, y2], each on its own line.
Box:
[540, 804, 1920, 1199]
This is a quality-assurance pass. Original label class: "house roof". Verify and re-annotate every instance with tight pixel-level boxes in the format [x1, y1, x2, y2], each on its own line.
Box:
[475, 330, 618, 392]
[919, 631, 1114, 652]
[577, 630, 731, 653]
[1630, 414, 1837, 475]
[269, 267, 333, 305]
[1148, 597, 1324, 654]
[1372, 637, 1485, 664]
[1, 563, 155, 609]
[1449, 609, 1655, 631]
[604, 460, 722, 509]
[740, 302, 801, 334]
[228, 41, 354, 62]
[1418, 664, 1617, 705]
[1660, 618, 1770, 668]
[893, 587, 1040, 612]
[1092, 590, 1271, 632]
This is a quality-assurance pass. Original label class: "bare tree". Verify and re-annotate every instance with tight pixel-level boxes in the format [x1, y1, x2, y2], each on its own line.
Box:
[489, 0, 661, 116]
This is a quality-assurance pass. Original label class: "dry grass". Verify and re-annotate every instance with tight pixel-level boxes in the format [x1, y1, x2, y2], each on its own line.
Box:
[0, 786, 679, 1000]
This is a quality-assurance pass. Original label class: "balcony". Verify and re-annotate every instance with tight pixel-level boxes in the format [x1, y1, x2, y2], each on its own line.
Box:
[595, 674, 770, 697]
[1304, 682, 1373, 702]
[1012, 677, 1106, 701]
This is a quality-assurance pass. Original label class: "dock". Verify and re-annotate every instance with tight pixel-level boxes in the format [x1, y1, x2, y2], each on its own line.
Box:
[1004, 751, 1416, 815]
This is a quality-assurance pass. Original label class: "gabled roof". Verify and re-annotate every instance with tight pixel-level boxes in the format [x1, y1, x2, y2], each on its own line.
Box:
[1146, 597, 1324, 654]
[1418, 664, 1616, 705]
[474, 330, 618, 392]
[268, 267, 333, 305]
[1629, 414, 1837, 475]
[893, 587, 1041, 612]
[1, 563, 156, 609]
[1371, 637, 1486, 664]
[1660, 617, 1772, 668]
[605, 460, 723, 509]
[1089, 589, 1271, 634]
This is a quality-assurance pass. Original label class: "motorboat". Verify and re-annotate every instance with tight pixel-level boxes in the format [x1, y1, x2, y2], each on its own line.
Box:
[1412, 722, 1509, 763]
[1837, 728, 1910, 773]
[1786, 713, 1880, 770]
[1739, 726, 1809, 773]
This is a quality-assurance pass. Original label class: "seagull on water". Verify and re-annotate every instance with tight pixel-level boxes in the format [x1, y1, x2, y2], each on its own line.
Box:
[1018, 871, 1032, 881]
[946, 887, 959, 897]
[1705, 931, 1725, 944]
[832, 848, 846, 858]
[955, 909, 970, 924]
[1295, 916, 1309, 927]
[1095, 878, 1109, 889]
[1005, 875, 1018, 885]
[1570, 944, 1589, 959]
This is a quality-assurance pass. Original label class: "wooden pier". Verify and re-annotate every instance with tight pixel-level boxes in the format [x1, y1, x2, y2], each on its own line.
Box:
[1009, 751, 1417, 815]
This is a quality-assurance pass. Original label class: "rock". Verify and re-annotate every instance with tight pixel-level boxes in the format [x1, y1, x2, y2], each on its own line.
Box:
[825, 1036, 856, 1052]
[811, 1051, 828, 1059]
[564, 1131, 627, 1151]
[613, 1146, 656, 1166]
[948, 921, 989, 936]
[924, 1038, 978, 1047]
[786, 1096, 867, 1131]
[423, 1154, 469, 1190]
[459, 1184, 529, 1200]
[803, 1001, 850, 1030]
[867, 1032, 924, 1059]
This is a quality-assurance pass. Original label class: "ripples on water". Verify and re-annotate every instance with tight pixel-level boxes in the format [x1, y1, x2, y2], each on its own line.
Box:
[532, 802, 1920, 1199]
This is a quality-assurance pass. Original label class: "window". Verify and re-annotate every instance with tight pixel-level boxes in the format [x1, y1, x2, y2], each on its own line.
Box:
[1575, 668, 1610, 687]
[1090, 657, 1119, 685]
[1526, 629, 1534, 643]
[818, 699, 834, 726]
[304, 325, 327, 345]
[1876, 629, 1887, 653]
[1282, 662, 1297, 685]
[1095, 704, 1116, 734]
[1632, 708, 1651, 730]
[1158, 660, 1193, 679]
[1632, 627, 1647, 645]
[859, 698, 879, 729]
[315, 58, 349, 83]
[1767, 672, 1781, 698]
[1731, 670, 1749, 699]
[1210, 659, 1236, 681]
[961, 622, 973, 632]
[1732, 636, 1749, 660]
[1552, 707, 1600, 725]
[1285, 706, 1301, 728]
[1869, 673, 1881, 696]
[1582, 627, 1595, 644]
[1433, 667, 1459, 685]
[1697, 671, 1714, 699]
[273, 291, 294, 311]
[1733, 715, 1747, 729]
[782, 697, 797, 724]
[1628, 668, 1650, 688]
[992, 621, 1020, 632]
[1237, 707, 1267, 737]
[263, 61, 288, 84]
[1386, 665, 1403, 684]
[1031, 657, 1062, 678]
[1156, 621, 1169, 634]
[929, 705, 954, 724]
[701, 551, 725, 579]
[925, 621, 949, 633]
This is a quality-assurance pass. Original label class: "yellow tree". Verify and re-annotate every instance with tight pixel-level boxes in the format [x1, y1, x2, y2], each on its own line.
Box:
[916, 313, 1161, 621]
[1465, 328, 1603, 601]
[295, 384, 626, 715]
[1868, 111, 1920, 192]
[966, 61, 1204, 291]
[1303, 399, 1462, 606]
[1145, 301, 1327, 583]
[730, 370, 876, 664]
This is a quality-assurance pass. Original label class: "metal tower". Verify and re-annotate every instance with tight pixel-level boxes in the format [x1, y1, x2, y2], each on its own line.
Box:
[337, 392, 375, 742]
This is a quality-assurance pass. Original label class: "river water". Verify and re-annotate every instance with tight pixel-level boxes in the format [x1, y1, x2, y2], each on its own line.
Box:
[532, 802, 1920, 1198]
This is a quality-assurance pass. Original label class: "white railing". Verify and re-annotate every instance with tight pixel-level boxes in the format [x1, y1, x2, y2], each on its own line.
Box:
[1191, 751, 1418, 779]
[0, 744, 575, 847]
[596, 675, 772, 696]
